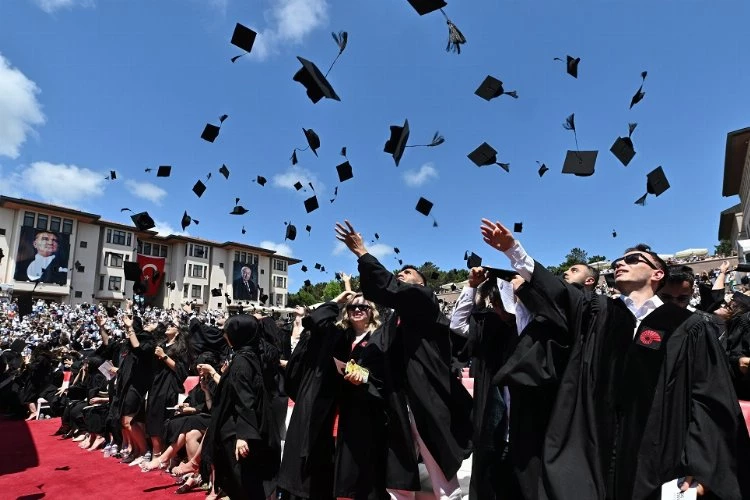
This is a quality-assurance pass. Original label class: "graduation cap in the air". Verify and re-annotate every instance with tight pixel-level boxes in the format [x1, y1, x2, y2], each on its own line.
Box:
[300, 265, 308, 272]
[230, 205, 249, 215]
[415, 197, 438, 227]
[230, 23, 257, 63]
[225, 293, 232, 306]
[304, 195, 319, 213]
[407, 2, 466, 54]
[384, 119, 444, 166]
[211, 288, 222, 297]
[219, 164, 230, 179]
[293, 56, 342, 104]
[562, 150, 598, 177]
[305, 225, 312, 235]
[181, 211, 199, 231]
[610, 123, 638, 167]
[108, 170, 117, 180]
[292, 129, 321, 163]
[254, 175, 267, 186]
[192, 180, 207, 198]
[467, 142, 510, 172]
[336, 161, 353, 182]
[241, 226, 246, 235]
[312, 262, 319, 270]
[156, 166, 171, 177]
[484, 266, 520, 282]
[293, 181, 304, 191]
[630, 71, 648, 109]
[131, 211, 155, 231]
[537, 161, 549, 177]
[201, 114, 228, 143]
[612, 229, 617, 238]
[124, 261, 142, 282]
[284, 222, 297, 241]
[303, 279, 312, 288]
[466, 252, 482, 269]
[554, 55, 581, 78]
[475, 75, 518, 101]
[635, 166, 670, 205]
[206, 172, 212, 181]
[335, 272, 342, 281]
[513, 222, 523, 233]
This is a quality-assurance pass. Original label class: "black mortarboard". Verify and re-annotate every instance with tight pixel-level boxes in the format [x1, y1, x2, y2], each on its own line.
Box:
[407, 0, 447, 15]
[555, 55, 580, 78]
[230, 205, 249, 215]
[612, 229, 617, 238]
[646, 166, 670, 196]
[394, 247, 400, 254]
[537, 161, 549, 177]
[610, 123, 638, 167]
[255, 175, 267, 186]
[285, 223, 297, 241]
[336, 161, 353, 182]
[513, 222, 523, 233]
[219, 164, 230, 179]
[293, 181, 304, 191]
[304, 195, 319, 213]
[384, 119, 410, 166]
[157, 165, 171, 177]
[124, 261, 142, 281]
[230, 23, 257, 62]
[321, 265, 326, 272]
[335, 272, 342, 280]
[314, 263, 322, 270]
[201, 114, 228, 143]
[733, 291, 750, 310]
[736, 263, 750, 273]
[293, 56, 341, 103]
[241, 226, 246, 235]
[192, 180, 206, 197]
[304, 279, 312, 287]
[484, 266, 519, 282]
[131, 211, 155, 231]
[181, 211, 193, 231]
[211, 288, 222, 297]
[562, 150, 598, 176]
[301, 265, 308, 272]
[303, 128, 321, 156]
[415, 197, 433, 216]
[466, 252, 482, 269]
[109, 170, 117, 180]
[630, 71, 647, 109]
[474, 75, 518, 101]
[305, 224, 312, 234]
[467, 142, 510, 172]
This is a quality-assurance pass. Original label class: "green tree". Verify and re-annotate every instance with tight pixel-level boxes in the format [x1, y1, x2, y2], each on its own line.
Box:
[715, 239, 733, 256]
[288, 289, 316, 307]
[564, 248, 589, 266]
[322, 280, 343, 301]
[588, 255, 607, 263]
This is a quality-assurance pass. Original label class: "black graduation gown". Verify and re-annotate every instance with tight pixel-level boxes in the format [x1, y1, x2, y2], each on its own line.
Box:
[357, 253, 473, 488]
[278, 304, 351, 499]
[524, 262, 750, 500]
[114, 334, 155, 419]
[726, 312, 750, 400]
[163, 383, 212, 444]
[188, 318, 228, 358]
[204, 346, 281, 499]
[145, 342, 188, 438]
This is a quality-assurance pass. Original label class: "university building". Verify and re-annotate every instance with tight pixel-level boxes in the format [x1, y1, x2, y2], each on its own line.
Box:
[0, 196, 299, 311]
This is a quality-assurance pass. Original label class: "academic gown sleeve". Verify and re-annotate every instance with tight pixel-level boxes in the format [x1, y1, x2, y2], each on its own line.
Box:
[231, 356, 262, 442]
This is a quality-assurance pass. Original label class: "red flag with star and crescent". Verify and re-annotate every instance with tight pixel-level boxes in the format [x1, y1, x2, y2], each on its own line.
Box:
[136, 254, 165, 296]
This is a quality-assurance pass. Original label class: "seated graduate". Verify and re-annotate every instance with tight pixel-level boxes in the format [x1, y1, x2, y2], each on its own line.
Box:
[480, 218, 750, 500]
[335, 220, 472, 500]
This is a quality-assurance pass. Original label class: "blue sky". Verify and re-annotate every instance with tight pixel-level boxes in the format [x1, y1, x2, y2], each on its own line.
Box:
[1, 0, 749, 292]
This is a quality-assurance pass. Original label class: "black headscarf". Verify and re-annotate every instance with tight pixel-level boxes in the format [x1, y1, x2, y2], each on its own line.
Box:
[224, 315, 261, 350]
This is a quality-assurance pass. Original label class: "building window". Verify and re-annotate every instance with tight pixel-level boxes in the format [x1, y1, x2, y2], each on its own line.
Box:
[36, 214, 48, 230]
[191, 266, 205, 278]
[62, 219, 73, 234]
[273, 275, 287, 288]
[106, 229, 112, 243]
[273, 259, 288, 272]
[74, 291, 83, 298]
[191, 284, 202, 298]
[80, 241, 88, 248]
[50, 216, 61, 233]
[183, 284, 189, 299]
[99, 275, 105, 291]
[217, 303, 222, 308]
[23, 212, 35, 227]
[190, 244, 207, 259]
[276, 294, 285, 307]
[219, 262, 224, 269]
[108, 276, 122, 291]
[106, 252, 124, 267]
[143, 242, 151, 255]
[111, 229, 127, 245]
[160, 245, 167, 258]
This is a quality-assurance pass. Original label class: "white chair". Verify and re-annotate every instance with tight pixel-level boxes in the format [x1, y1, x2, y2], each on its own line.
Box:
[36, 397, 50, 419]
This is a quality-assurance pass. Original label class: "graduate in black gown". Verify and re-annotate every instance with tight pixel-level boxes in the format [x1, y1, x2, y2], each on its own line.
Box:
[203, 314, 281, 499]
[480, 219, 750, 500]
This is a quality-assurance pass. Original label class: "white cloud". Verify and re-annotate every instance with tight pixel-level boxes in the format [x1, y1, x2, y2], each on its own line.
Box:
[0, 54, 45, 159]
[31, 0, 94, 13]
[249, 0, 329, 60]
[332, 241, 346, 255]
[403, 163, 438, 187]
[125, 179, 167, 205]
[332, 241, 393, 261]
[272, 167, 325, 194]
[6, 161, 106, 206]
[260, 240, 294, 257]
[152, 220, 180, 237]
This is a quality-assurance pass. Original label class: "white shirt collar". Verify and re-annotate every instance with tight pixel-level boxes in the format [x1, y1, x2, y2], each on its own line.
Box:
[26, 254, 55, 280]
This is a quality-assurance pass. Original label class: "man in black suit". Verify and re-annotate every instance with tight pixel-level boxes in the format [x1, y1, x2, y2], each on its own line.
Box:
[233, 265, 258, 301]
[14, 231, 68, 285]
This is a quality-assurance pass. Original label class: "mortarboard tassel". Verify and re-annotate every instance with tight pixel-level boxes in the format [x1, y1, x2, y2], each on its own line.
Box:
[440, 9, 466, 54]
[406, 131, 445, 148]
[630, 71, 647, 109]
[330, 186, 339, 203]
[340, 146, 347, 157]
[537, 161, 549, 178]
[628, 122, 638, 138]
[291, 150, 298, 165]
[634, 194, 647, 206]
[326, 31, 349, 77]
[144, 168, 152, 173]
[563, 113, 581, 158]
[120, 207, 133, 212]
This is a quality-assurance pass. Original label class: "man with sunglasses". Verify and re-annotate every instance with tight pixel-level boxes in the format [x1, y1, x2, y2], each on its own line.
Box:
[479, 219, 750, 500]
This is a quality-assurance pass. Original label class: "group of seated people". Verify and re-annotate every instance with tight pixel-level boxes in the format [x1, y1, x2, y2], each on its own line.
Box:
[2, 218, 750, 499]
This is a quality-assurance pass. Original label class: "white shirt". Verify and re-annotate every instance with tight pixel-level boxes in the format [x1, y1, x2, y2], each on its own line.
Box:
[26, 254, 55, 280]
[619, 294, 663, 335]
[449, 286, 475, 337]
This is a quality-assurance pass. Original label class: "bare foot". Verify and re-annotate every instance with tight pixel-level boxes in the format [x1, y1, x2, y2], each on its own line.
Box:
[86, 436, 106, 451]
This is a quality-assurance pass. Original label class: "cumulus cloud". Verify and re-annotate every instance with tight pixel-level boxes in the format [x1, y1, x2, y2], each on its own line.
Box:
[5, 161, 106, 206]
[333, 241, 393, 261]
[152, 220, 183, 237]
[403, 163, 438, 187]
[249, 0, 329, 60]
[260, 240, 294, 257]
[272, 167, 325, 194]
[125, 180, 167, 205]
[31, 0, 94, 13]
[0, 54, 45, 159]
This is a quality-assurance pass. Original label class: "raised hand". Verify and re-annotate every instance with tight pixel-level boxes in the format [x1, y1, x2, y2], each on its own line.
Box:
[468, 267, 487, 288]
[480, 219, 516, 252]
[335, 220, 368, 257]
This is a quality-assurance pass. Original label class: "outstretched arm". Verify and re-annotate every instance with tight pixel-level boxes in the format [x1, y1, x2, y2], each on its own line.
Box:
[480, 219, 534, 281]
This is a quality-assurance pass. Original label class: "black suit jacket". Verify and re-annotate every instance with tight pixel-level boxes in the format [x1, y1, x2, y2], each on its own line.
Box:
[14, 255, 68, 285]
[232, 278, 258, 300]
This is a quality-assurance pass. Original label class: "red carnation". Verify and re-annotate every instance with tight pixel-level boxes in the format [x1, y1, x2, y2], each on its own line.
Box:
[639, 330, 662, 345]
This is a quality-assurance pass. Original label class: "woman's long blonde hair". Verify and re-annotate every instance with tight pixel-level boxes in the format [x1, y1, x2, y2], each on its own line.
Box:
[336, 293, 381, 332]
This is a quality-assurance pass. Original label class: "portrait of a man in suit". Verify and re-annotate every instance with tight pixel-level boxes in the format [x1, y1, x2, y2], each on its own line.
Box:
[232, 263, 259, 301]
[14, 229, 69, 285]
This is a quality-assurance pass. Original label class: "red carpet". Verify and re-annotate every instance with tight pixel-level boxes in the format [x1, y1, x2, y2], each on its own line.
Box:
[0, 418, 204, 499]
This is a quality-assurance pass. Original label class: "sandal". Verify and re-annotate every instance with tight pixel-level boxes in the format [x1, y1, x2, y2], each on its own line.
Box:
[171, 460, 198, 476]
[175, 474, 202, 494]
[141, 460, 167, 472]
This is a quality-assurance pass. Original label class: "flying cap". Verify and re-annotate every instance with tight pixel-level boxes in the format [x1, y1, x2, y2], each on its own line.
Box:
[219, 164, 230, 179]
[630, 71, 648, 109]
[201, 114, 228, 143]
[474, 75, 518, 101]
[407, 0, 447, 15]
[300, 265, 308, 272]
[562, 150, 598, 176]
[230, 205, 249, 215]
[156, 166, 171, 177]
[305, 224, 312, 234]
[285, 223, 297, 241]
[415, 196, 433, 216]
[555, 55, 580, 78]
[192, 180, 207, 198]
[293, 181, 304, 191]
[513, 222, 523, 233]
[467, 142, 510, 172]
[645, 166, 670, 198]
[211, 288, 222, 297]
[255, 175, 267, 186]
[384, 119, 410, 166]
[230, 23, 257, 62]
[304, 279, 312, 287]
[109, 170, 117, 180]
[304, 195, 319, 213]
[303, 128, 321, 156]
[293, 56, 341, 104]
[314, 263, 321, 270]
[610, 123, 638, 167]
[181, 211, 199, 231]
[484, 266, 519, 282]
[537, 161, 549, 177]
[336, 161, 353, 182]
[131, 211, 155, 231]
[124, 261, 142, 282]
[466, 252, 482, 269]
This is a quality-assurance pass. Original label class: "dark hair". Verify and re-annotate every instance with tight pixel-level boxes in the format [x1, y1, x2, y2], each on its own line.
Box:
[624, 243, 669, 288]
[571, 262, 600, 285]
[476, 278, 501, 309]
[666, 265, 695, 288]
[399, 265, 426, 285]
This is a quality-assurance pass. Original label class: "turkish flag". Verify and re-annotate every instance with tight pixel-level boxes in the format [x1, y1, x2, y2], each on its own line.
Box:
[136, 254, 165, 296]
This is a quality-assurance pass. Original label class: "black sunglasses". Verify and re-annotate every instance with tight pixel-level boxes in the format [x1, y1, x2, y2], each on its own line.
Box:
[346, 304, 372, 312]
[610, 253, 658, 270]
